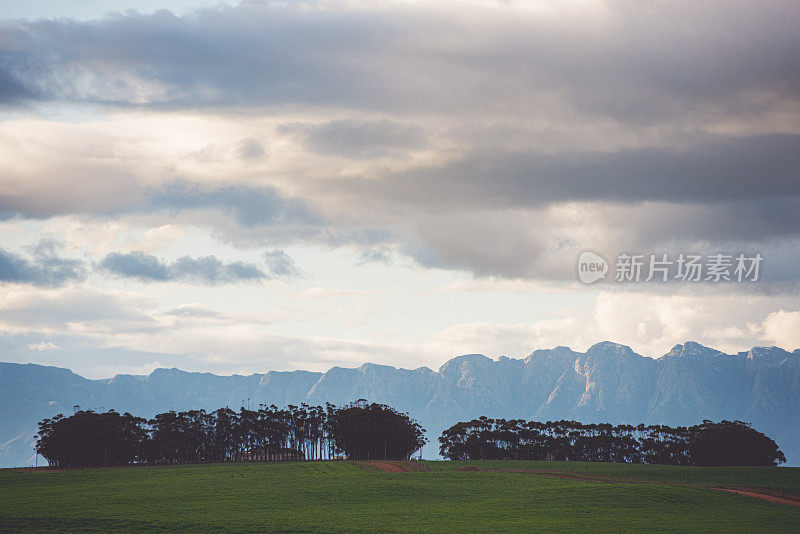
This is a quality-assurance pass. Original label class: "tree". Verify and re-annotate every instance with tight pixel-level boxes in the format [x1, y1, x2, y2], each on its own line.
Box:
[439, 418, 784, 466]
[36, 401, 428, 467]
[328, 402, 426, 460]
[36, 410, 146, 468]
[688, 420, 786, 466]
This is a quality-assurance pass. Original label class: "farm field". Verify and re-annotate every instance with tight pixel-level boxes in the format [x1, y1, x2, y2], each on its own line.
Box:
[1, 461, 799, 533]
[428, 460, 800, 497]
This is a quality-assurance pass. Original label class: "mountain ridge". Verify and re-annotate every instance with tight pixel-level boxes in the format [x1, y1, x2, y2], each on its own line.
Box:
[1, 341, 798, 467]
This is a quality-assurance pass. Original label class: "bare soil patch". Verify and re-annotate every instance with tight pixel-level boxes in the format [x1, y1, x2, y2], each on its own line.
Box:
[710, 487, 800, 507]
[485, 467, 647, 484]
[364, 460, 429, 473]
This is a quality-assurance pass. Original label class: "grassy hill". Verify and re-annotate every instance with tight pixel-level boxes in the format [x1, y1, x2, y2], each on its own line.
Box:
[429, 460, 800, 496]
[1, 461, 799, 532]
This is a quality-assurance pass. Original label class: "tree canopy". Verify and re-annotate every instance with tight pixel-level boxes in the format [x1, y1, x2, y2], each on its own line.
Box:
[36, 401, 426, 468]
[688, 420, 786, 466]
[327, 401, 427, 460]
[438, 417, 784, 466]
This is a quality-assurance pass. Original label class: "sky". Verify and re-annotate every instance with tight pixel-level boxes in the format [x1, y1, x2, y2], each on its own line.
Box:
[0, 0, 798, 379]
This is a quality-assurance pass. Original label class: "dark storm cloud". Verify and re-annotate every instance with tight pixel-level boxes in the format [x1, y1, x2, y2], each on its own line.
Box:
[1, 1, 797, 122]
[98, 251, 269, 284]
[0, 243, 85, 286]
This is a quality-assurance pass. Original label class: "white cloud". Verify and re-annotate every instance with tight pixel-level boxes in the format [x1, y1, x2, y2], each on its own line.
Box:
[427, 292, 800, 360]
[27, 341, 59, 351]
[760, 310, 800, 350]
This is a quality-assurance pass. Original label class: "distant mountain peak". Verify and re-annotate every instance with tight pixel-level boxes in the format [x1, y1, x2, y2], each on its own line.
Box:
[587, 341, 637, 356]
[743, 346, 792, 365]
[663, 341, 722, 359]
[148, 367, 186, 376]
[524, 345, 577, 364]
[437, 353, 493, 374]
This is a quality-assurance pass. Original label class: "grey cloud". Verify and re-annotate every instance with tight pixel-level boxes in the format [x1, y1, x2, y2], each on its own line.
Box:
[388, 198, 800, 286]
[597, 197, 800, 248]
[307, 133, 800, 277]
[1, 2, 797, 124]
[0, 177, 322, 241]
[0, 64, 38, 105]
[2, 1, 799, 289]
[98, 252, 170, 281]
[335, 134, 800, 209]
[0, 243, 85, 286]
[142, 181, 319, 228]
[285, 119, 428, 158]
[359, 247, 392, 265]
[172, 256, 265, 283]
[317, 227, 394, 248]
[236, 138, 267, 161]
[98, 251, 268, 284]
[263, 249, 300, 278]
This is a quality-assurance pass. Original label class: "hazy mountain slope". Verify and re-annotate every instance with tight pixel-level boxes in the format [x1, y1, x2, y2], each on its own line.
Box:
[2, 341, 798, 467]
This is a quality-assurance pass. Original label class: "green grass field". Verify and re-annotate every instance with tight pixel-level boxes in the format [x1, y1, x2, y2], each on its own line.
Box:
[1, 461, 799, 532]
[429, 460, 800, 496]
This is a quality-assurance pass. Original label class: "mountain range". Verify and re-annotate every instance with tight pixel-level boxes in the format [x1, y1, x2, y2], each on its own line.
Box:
[2, 341, 798, 467]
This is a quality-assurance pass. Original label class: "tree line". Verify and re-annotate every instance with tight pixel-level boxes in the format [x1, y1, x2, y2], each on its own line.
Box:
[36, 401, 427, 468]
[439, 418, 786, 466]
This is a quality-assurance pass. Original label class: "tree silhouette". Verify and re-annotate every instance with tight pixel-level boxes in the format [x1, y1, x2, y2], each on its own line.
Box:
[35, 401, 427, 467]
[688, 420, 786, 466]
[439, 418, 784, 466]
[326, 402, 426, 460]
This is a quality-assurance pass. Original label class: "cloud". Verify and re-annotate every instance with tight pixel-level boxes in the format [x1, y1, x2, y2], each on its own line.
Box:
[1, 1, 797, 124]
[263, 249, 300, 278]
[27, 341, 59, 351]
[0, 0, 798, 291]
[0, 243, 85, 286]
[0, 117, 319, 226]
[428, 292, 800, 360]
[98, 251, 269, 284]
[171, 255, 266, 283]
[325, 134, 800, 209]
[283, 119, 427, 158]
[141, 180, 320, 228]
[760, 310, 800, 349]
[162, 304, 222, 319]
[236, 137, 267, 161]
[0, 66, 38, 104]
[5, 282, 798, 378]
[98, 251, 170, 281]
[0, 287, 153, 332]
[359, 247, 392, 265]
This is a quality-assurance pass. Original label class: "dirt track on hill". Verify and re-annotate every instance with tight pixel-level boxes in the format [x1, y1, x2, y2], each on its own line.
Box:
[492, 468, 645, 484]
[363, 461, 429, 473]
[449, 466, 800, 507]
[710, 487, 800, 507]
